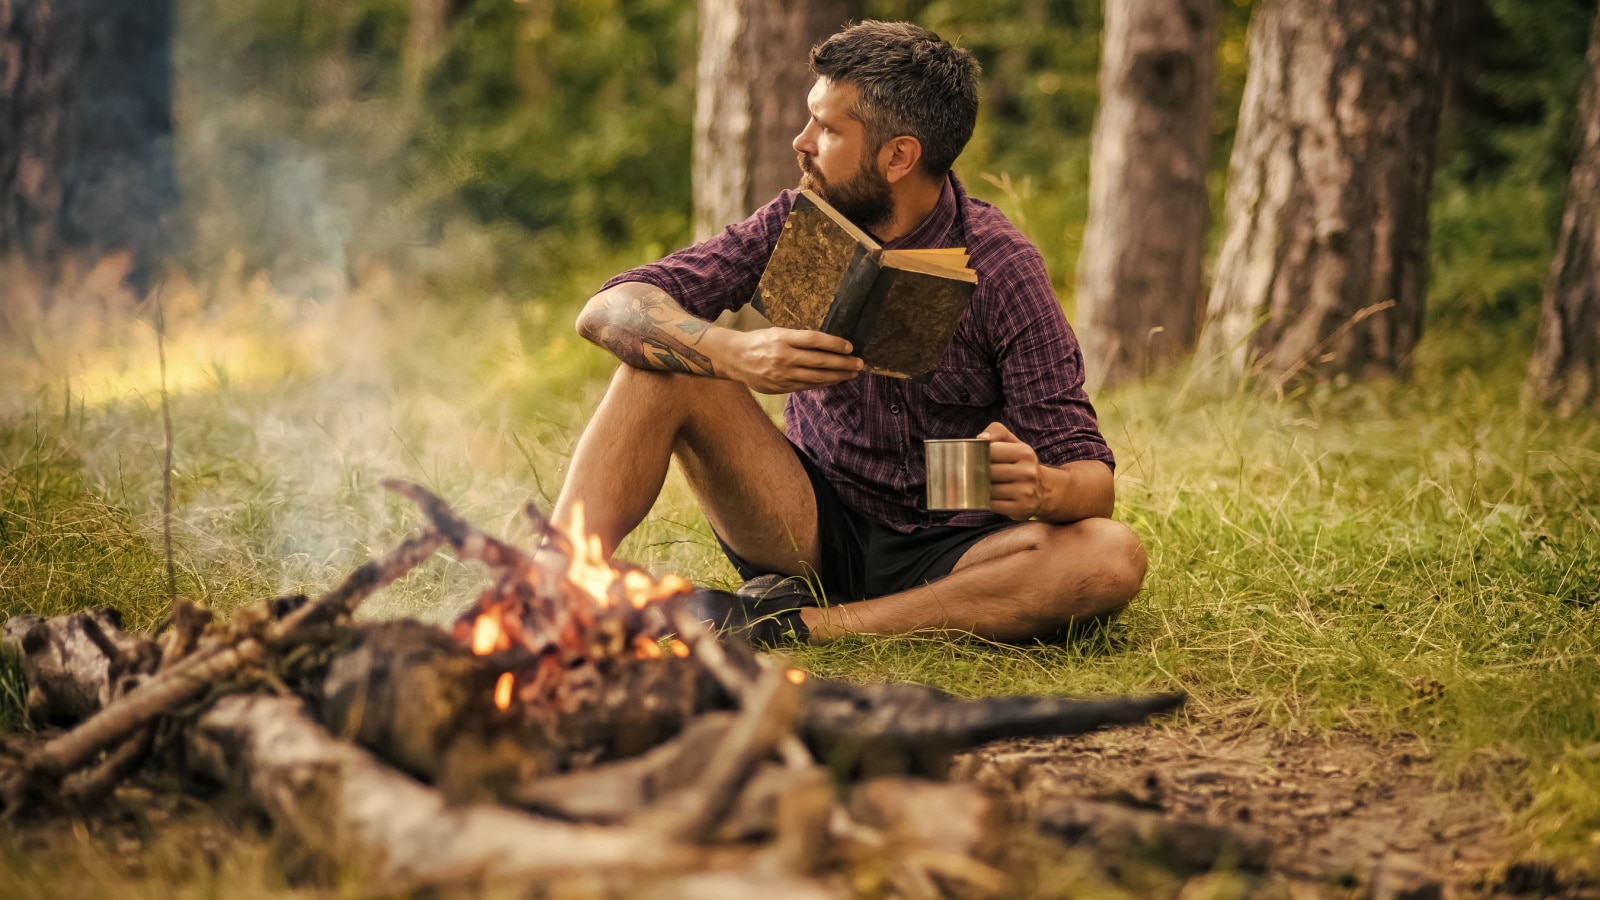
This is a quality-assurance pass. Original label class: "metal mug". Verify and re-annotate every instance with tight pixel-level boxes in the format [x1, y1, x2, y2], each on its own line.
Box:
[924, 439, 991, 510]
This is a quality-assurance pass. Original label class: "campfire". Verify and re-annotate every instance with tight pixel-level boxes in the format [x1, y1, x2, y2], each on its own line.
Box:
[0, 480, 1185, 894]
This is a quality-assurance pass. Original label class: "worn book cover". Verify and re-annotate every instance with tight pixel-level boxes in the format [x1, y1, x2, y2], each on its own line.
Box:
[749, 190, 977, 378]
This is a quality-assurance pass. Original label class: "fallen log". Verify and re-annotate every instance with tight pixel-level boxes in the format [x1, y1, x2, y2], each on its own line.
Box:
[189, 693, 702, 889]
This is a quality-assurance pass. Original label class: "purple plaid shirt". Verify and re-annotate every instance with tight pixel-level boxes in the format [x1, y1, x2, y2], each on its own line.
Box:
[601, 174, 1114, 533]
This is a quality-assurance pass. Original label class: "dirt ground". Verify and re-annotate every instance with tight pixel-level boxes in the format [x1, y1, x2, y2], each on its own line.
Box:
[955, 719, 1592, 898]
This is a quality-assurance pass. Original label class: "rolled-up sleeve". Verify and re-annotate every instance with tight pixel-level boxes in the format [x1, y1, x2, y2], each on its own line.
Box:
[600, 193, 795, 321]
[984, 248, 1115, 471]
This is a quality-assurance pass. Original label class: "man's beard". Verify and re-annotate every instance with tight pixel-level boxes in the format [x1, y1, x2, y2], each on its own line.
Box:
[797, 151, 895, 235]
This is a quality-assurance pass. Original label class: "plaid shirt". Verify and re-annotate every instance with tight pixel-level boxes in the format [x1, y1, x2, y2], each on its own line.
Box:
[601, 174, 1114, 532]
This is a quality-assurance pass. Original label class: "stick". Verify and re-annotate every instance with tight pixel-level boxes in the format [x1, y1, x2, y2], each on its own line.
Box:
[670, 607, 813, 769]
[152, 276, 176, 605]
[633, 662, 802, 843]
[382, 479, 528, 572]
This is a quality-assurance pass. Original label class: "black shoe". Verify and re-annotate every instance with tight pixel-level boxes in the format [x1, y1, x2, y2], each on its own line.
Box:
[676, 575, 816, 646]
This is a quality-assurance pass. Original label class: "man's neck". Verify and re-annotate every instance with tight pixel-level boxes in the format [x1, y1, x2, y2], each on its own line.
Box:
[872, 173, 945, 244]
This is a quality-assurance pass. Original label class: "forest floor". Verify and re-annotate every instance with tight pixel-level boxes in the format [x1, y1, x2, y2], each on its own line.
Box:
[1, 270, 1598, 896]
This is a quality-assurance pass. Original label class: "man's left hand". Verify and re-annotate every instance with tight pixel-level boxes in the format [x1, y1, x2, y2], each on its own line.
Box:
[978, 422, 1049, 521]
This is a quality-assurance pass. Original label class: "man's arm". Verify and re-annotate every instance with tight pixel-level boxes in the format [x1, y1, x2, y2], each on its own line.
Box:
[576, 281, 865, 393]
[979, 422, 1115, 523]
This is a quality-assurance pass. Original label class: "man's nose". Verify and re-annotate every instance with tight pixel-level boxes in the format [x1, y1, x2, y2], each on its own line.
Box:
[793, 121, 817, 156]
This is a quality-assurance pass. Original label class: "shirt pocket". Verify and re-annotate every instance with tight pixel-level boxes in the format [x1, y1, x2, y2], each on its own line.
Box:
[920, 366, 1003, 421]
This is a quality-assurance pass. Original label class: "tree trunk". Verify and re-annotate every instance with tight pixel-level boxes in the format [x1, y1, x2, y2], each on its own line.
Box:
[692, 0, 862, 241]
[1200, 0, 1449, 385]
[1076, 0, 1218, 391]
[0, 0, 177, 290]
[1526, 5, 1600, 416]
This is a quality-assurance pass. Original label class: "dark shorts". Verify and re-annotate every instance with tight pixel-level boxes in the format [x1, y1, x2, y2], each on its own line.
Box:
[715, 441, 1018, 604]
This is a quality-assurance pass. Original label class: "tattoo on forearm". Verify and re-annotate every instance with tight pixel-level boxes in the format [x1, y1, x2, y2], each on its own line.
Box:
[594, 287, 716, 376]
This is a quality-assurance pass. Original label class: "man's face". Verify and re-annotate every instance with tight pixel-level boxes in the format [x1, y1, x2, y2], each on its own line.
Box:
[793, 77, 894, 232]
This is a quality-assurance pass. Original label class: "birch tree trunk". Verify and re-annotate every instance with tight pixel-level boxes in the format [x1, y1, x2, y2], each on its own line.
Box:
[0, 0, 176, 289]
[1076, 0, 1218, 390]
[1200, 0, 1449, 385]
[693, 0, 861, 241]
[1525, 5, 1600, 416]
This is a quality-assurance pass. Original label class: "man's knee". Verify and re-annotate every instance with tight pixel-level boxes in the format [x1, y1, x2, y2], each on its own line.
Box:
[1049, 517, 1147, 618]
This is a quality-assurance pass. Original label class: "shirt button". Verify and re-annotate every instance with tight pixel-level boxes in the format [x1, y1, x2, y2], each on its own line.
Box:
[889, 403, 901, 415]
[898, 462, 907, 471]
[959, 390, 971, 402]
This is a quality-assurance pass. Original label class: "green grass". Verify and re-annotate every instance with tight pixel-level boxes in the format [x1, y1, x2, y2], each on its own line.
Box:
[2, 271, 1599, 874]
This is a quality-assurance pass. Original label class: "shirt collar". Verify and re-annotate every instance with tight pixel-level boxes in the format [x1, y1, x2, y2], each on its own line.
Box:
[881, 172, 961, 250]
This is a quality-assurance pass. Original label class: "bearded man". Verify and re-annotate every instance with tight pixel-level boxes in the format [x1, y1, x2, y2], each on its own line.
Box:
[553, 20, 1146, 645]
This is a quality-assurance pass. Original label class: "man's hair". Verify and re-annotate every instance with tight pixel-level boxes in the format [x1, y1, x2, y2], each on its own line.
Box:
[809, 21, 980, 178]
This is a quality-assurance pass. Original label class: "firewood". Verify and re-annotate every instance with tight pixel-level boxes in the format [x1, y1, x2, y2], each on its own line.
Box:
[61, 598, 216, 807]
[668, 605, 812, 769]
[0, 527, 444, 814]
[190, 693, 700, 889]
[513, 711, 737, 822]
[632, 662, 803, 843]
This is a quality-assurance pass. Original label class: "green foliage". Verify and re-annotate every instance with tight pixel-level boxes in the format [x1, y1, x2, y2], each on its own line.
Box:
[1427, 0, 1595, 342]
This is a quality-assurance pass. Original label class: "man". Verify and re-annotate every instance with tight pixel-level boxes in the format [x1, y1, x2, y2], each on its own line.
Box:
[554, 21, 1146, 645]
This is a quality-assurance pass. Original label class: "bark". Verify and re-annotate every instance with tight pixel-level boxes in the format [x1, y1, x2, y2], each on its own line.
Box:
[1200, 0, 1449, 385]
[0, 0, 177, 288]
[692, 0, 862, 240]
[1526, 5, 1600, 416]
[190, 694, 698, 890]
[1076, 0, 1218, 390]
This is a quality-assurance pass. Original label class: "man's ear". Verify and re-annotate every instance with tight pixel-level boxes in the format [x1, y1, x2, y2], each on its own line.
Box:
[880, 135, 924, 184]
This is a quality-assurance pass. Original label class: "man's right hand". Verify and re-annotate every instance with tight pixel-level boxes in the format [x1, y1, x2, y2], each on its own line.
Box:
[708, 327, 864, 394]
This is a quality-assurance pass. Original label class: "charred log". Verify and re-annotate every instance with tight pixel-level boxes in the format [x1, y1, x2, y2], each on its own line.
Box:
[799, 681, 1188, 778]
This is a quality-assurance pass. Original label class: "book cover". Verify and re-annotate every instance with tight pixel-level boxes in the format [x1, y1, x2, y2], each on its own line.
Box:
[750, 190, 976, 378]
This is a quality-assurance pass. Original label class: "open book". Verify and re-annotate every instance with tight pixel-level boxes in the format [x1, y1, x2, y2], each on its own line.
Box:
[747, 189, 978, 378]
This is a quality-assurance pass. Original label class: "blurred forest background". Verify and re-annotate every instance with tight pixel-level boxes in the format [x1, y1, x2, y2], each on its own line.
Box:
[158, 0, 1589, 371]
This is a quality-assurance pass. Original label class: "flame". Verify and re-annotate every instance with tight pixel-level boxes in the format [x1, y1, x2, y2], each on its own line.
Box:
[494, 672, 514, 710]
[634, 635, 663, 659]
[564, 502, 618, 604]
[471, 612, 507, 656]
[668, 639, 691, 658]
[786, 668, 808, 685]
[623, 571, 693, 609]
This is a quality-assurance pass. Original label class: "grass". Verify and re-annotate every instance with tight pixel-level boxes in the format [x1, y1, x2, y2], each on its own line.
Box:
[2, 265, 1599, 885]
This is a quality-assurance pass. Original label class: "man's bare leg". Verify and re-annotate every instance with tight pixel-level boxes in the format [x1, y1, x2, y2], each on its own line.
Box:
[798, 518, 1147, 643]
[553, 365, 820, 575]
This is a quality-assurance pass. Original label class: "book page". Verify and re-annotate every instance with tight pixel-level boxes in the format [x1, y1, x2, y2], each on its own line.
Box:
[881, 248, 977, 282]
